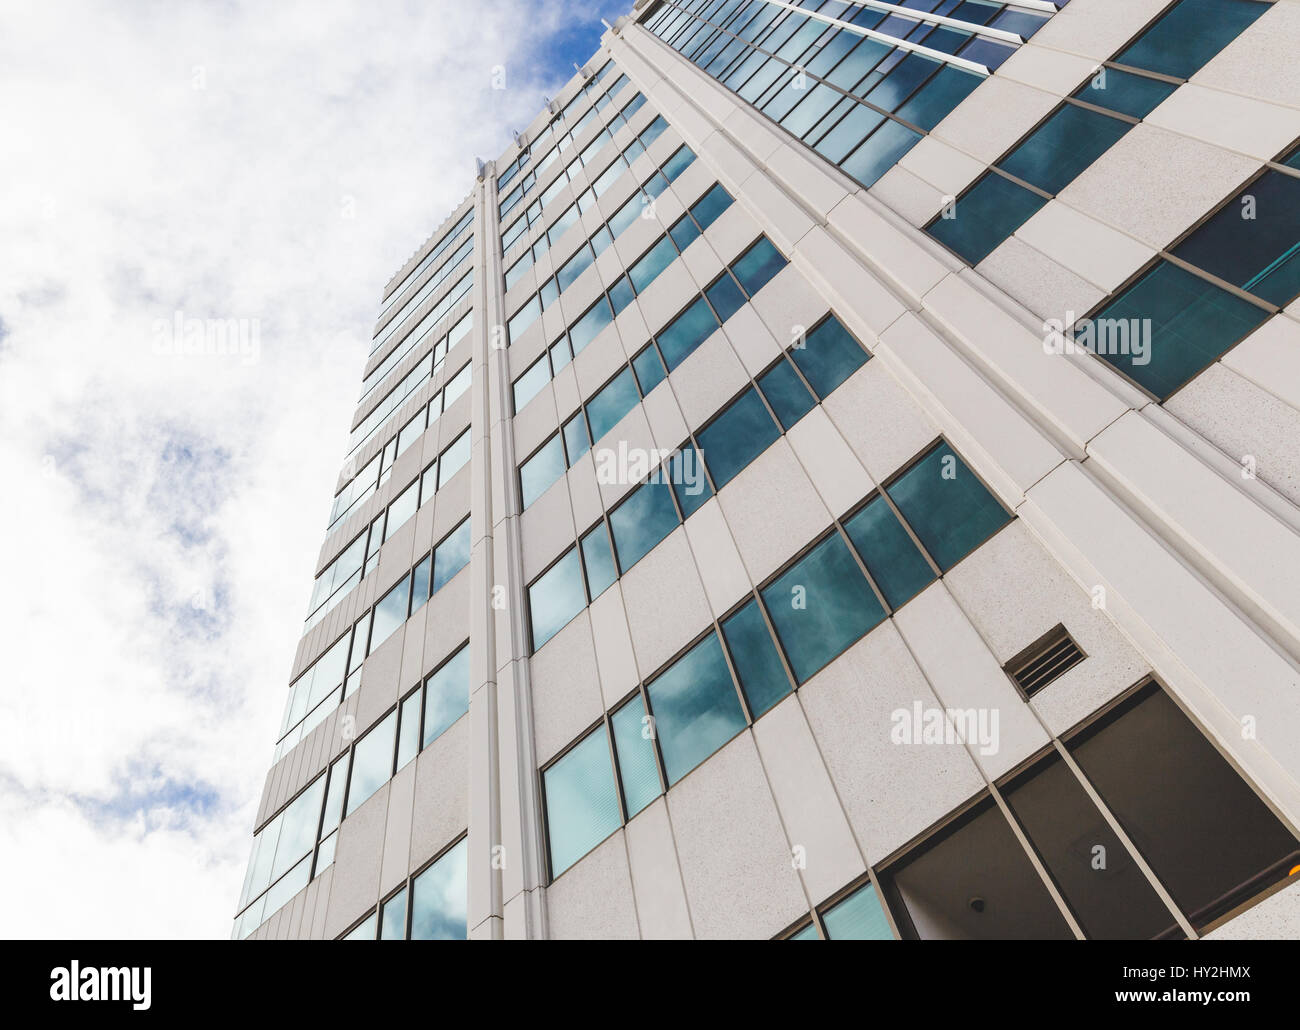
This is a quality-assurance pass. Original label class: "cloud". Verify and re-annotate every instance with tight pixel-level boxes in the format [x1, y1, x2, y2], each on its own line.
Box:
[0, 0, 613, 938]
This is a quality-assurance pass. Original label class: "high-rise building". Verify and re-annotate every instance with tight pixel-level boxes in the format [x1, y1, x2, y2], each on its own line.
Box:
[235, 0, 1300, 940]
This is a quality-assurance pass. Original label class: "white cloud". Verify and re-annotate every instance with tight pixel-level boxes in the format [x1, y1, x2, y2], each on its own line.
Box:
[0, 0, 609, 938]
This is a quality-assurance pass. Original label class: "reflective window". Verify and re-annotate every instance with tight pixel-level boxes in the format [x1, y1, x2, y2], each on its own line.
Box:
[927, 172, 1046, 265]
[544, 725, 622, 876]
[410, 838, 468, 940]
[696, 387, 780, 489]
[790, 315, 868, 398]
[529, 548, 587, 650]
[721, 598, 792, 718]
[432, 517, 472, 591]
[611, 695, 661, 818]
[645, 633, 747, 785]
[608, 480, 680, 572]
[347, 711, 397, 815]
[423, 644, 470, 748]
[1116, 0, 1269, 80]
[843, 494, 935, 610]
[520, 435, 566, 509]
[822, 882, 894, 940]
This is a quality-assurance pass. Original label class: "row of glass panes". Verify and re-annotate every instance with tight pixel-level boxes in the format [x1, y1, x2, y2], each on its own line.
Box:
[501, 110, 673, 285]
[498, 69, 634, 219]
[348, 284, 472, 457]
[500, 91, 655, 254]
[380, 206, 474, 317]
[333, 321, 472, 529]
[360, 278, 472, 410]
[541, 436, 1012, 876]
[236, 646, 471, 938]
[505, 136, 693, 303]
[926, 0, 1273, 266]
[525, 311, 867, 659]
[371, 232, 473, 359]
[307, 418, 471, 635]
[497, 61, 617, 193]
[507, 174, 733, 346]
[280, 505, 472, 769]
[370, 254, 473, 362]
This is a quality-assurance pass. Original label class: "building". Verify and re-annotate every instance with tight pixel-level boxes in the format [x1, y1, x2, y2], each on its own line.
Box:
[234, 0, 1300, 940]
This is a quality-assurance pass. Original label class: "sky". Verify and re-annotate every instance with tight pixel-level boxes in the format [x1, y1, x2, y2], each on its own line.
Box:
[0, 0, 627, 939]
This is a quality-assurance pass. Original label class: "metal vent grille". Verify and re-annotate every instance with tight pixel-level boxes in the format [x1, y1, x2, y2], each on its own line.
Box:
[1006, 625, 1085, 698]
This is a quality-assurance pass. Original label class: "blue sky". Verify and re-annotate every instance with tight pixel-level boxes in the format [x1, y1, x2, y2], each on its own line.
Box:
[0, 0, 633, 939]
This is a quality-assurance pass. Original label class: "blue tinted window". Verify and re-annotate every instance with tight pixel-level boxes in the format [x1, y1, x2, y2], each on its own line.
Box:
[646, 633, 747, 784]
[927, 171, 1047, 265]
[999, 104, 1129, 195]
[410, 554, 431, 612]
[632, 344, 666, 394]
[347, 711, 396, 815]
[792, 316, 868, 397]
[557, 245, 594, 291]
[690, 183, 734, 230]
[731, 237, 787, 296]
[843, 494, 935, 610]
[1083, 259, 1270, 398]
[563, 411, 590, 464]
[862, 52, 941, 111]
[758, 358, 815, 429]
[896, 64, 983, 131]
[823, 882, 894, 939]
[608, 275, 636, 316]
[609, 480, 680, 571]
[706, 271, 747, 323]
[370, 576, 410, 651]
[840, 117, 921, 187]
[529, 548, 586, 650]
[611, 696, 661, 818]
[813, 102, 886, 164]
[433, 518, 472, 591]
[1116, 0, 1269, 80]
[657, 296, 720, 370]
[629, 235, 679, 294]
[668, 443, 712, 518]
[721, 598, 792, 718]
[507, 295, 540, 343]
[696, 388, 780, 489]
[544, 726, 621, 876]
[423, 645, 469, 747]
[1171, 170, 1300, 307]
[580, 523, 617, 599]
[762, 532, 885, 683]
[886, 442, 1010, 571]
[513, 355, 550, 412]
[410, 838, 467, 939]
[669, 214, 701, 251]
[662, 145, 695, 180]
[520, 435, 566, 509]
[1072, 67, 1176, 120]
[568, 296, 613, 355]
[586, 367, 641, 442]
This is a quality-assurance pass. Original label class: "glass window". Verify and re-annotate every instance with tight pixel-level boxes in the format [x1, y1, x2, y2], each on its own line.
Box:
[696, 387, 780, 489]
[1072, 67, 1175, 120]
[507, 295, 540, 343]
[730, 237, 787, 296]
[432, 518, 472, 591]
[611, 695, 661, 818]
[927, 171, 1047, 265]
[762, 531, 885, 684]
[608, 480, 680, 572]
[1171, 169, 1300, 307]
[886, 442, 1010, 571]
[1116, 0, 1270, 80]
[544, 725, 622, 876]
[669, 213, 701, 252]
[841, 118, 921, 188]
[384, 481, 418, 541]
[757, 358, 815, 429]
[667, 443, 711, 519]
[656, 296, 719, 370]
[721, 598, 791, 718]
[438, 429, 471, 487]
[563, 411, 590, 464]
[690, 183, 734, 231]
[379, 888, 407, 940]
[632, 344, 666, 394]
[347, 711, 397, 815]
[791, 315, 868, 398]
[645, 633, 748, 784]
[1067, 684, 1300, 930]
[843, 494, 935, 610]
[706, 271, 747, 323]
[569, 296, 614, 355]
[396, 690, 421, 769]
[410, 838, 468, 940]
[896, 63, 983, 131]
[513, 355, 550, 412]
[423, 645, 470, 747]
[580, 524, 617, 599]
[586, 367, 641, 442]
[343, 912, 377, 940]
[822, 882, 894, 940]
[369, 576, 410, 651]
[520, 435, 567, 509]
[529, 548, 587, 650]
[410, 554, 431, 611]
[629, 235, 679, 294]
[1085, 259, 1270, 399]
[999, 104, 1130, 195]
